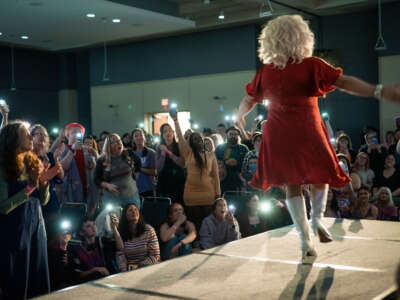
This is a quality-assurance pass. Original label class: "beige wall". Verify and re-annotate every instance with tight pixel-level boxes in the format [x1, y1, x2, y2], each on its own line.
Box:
[379, 55, 400, 139]
[91, 70, 259, 136]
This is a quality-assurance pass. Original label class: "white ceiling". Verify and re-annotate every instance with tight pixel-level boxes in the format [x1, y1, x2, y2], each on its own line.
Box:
[0, 0, 398, 51]
[0, 0, 194, 51]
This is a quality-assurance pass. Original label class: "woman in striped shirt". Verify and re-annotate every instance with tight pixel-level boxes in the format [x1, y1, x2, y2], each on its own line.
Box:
[111, 203, 160, 271]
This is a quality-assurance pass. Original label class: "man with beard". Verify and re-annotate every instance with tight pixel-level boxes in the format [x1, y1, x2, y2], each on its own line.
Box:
[215, 126, 249, 191]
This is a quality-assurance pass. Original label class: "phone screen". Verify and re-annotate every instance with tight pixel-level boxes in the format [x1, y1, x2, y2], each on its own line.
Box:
[170, 107, 177, 118]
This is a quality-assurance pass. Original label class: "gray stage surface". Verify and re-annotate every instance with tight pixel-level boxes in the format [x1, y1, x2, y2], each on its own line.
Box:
[38, 218, 400, 300]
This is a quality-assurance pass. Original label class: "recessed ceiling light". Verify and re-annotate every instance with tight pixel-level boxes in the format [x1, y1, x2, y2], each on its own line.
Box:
[86, 13, 95, 18]
[21, 35, 29, 40]
[112, 18, 121, 23]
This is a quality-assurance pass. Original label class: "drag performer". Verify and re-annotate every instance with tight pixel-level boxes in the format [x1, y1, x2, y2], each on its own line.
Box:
[237, 15, 400, 261]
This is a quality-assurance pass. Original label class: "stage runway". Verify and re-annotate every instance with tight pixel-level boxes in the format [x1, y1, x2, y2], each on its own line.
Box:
[38, 218, 400, 299]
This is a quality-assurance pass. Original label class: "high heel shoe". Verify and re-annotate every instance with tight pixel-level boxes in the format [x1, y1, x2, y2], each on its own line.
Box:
[311, 186, 333, 243]
[285, 196, 317, 263]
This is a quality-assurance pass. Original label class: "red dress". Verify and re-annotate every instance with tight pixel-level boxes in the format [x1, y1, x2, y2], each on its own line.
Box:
[246, 57, 351, 190]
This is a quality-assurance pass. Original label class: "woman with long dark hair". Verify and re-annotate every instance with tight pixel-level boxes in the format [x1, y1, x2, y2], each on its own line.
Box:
[131, 128, 156, 198]
[155, 123, 185, 204]
[236, 14, 400, 261]
[0, 121, 57, 299]
[111, 203, 160, 271]
[172, 115, 220, 231]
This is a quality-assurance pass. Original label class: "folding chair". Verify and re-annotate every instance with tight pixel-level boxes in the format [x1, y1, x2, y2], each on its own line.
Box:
[141, 197, 172, 231]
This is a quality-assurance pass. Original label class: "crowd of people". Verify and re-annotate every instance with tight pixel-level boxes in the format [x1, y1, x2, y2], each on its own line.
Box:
[1, 13, 400, 300]
[0, 100, 399, 298]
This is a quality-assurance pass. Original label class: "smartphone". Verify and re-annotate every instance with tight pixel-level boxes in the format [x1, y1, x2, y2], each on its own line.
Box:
[169, 106, 177, 119]
[76, 133, 83, 142]
[371, 137, 378, 144]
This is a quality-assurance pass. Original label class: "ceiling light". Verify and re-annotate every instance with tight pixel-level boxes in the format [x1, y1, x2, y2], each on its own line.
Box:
[86, 13, 96, 18]
[112, 18, 121, 23]
[21, 35, 29, 40]
[0, 32, 2, 36]
[260, 0, 273, 18]
[203, 0, 210, 4]
[218, 11, 225, 20]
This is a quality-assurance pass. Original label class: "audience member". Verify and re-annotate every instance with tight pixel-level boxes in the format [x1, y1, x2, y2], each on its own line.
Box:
[173, 115, 220, 231]
[0, 121, 53, 299]
[160, 203, 196, 260]
[336, 133, 357, 163]
[131, 128, 156, 198]
[236, 194, 268, 238]
[122, 133, 132, 149]
[349, 186, 378, 220]
[374, 154, 400, 197]
[215, 126, 249, 191]
[112, 203, 160, 271]
[155, 123, 185, 204]
[352, 152, 375, 190]
[324, 188, 341, 218]
[337, 154, 361, 190]
[359, 131, 387, 174]
[241, 131, 262, 191]
[375, 187, 398, 221]
[204, 136, 215, 153]
[216, 123, 227, 141]
[199, 198, 241, 250]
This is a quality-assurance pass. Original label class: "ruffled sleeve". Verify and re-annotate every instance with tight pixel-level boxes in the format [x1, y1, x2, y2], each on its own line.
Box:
[312, 57, 342, 98]
[245, 67, 264, 103]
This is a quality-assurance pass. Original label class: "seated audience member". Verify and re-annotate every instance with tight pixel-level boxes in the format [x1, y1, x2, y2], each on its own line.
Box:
[384, 130, 396, 154]
[111, 203, 160, 271]
[352, 152, 375, 190]
[337, 154, 361, 190]
[68, 217, 111, 284]
[336, 133, 357, 163]
[324, 188, 341, 218]
[236, 194, 268, 238]
[375, 187, 398, 221]
[160, 203, 196, 260]
[204, 137, 216, 153]
[348, 186, 378, 220]
[199, 198, 241, 250]
[241, 132, 262, 191]
[374, 154, 400, 197]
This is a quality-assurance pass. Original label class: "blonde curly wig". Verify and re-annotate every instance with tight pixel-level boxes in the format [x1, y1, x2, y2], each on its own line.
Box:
[258, 15, 315, 69]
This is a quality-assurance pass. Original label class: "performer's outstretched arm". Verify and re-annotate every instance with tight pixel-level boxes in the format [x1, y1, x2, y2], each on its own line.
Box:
[334, 75, 400, 101]
[237, 95, 257, 129]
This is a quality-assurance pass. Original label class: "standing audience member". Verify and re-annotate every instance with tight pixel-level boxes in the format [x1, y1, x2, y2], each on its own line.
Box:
[30, 124, 64, 219]
[199, 198, 241, 250]
[122, 133, 132, 150]
[374, 154, 400, 197]
[159, 203, 197, 260]
[172, 115, 220, 231]
[68, 217, 111, 284]
[359, 131, 387, 175]
[204, 137, 216, 153]
[384, 131, 396, 154]
[131, 129, 156, 198]
[94, 134, 141, 237]
[155, 123, 185, 204]
[352, 152, 375, 190]
[56, 123, 97, 209]
[216, 123, 227, 142]
[241, 131, 262, 191]
[375, 187, 398, 221]
[215, 126, 249, 191]
[111, 203, 160, 271]
[0, 121, 56, 299]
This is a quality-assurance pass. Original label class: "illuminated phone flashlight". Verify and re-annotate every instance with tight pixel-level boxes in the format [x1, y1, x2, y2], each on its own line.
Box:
[257, 115, 263, 121]
[193, 123, 199, 129]
[61, 220, 71, 230]
[231, 115, 237, 121]
[228, 204, 236, 212]
[76, 133, 82, 139]
[52, 127, 59, 134]
[0, 99, 6, 106]
[106, 204, 114, 212]
[225, 115, 231, 121]
[154, 137, 160, 143]
[330, 137, 336, 144]
[170, 103, 177, 109]
[322, 112, 329, 118]
[260, 201, 272, 213]
[263, 99, 269, 106]
[139, 123, 144, 129]
[23, 121, 31, 129]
